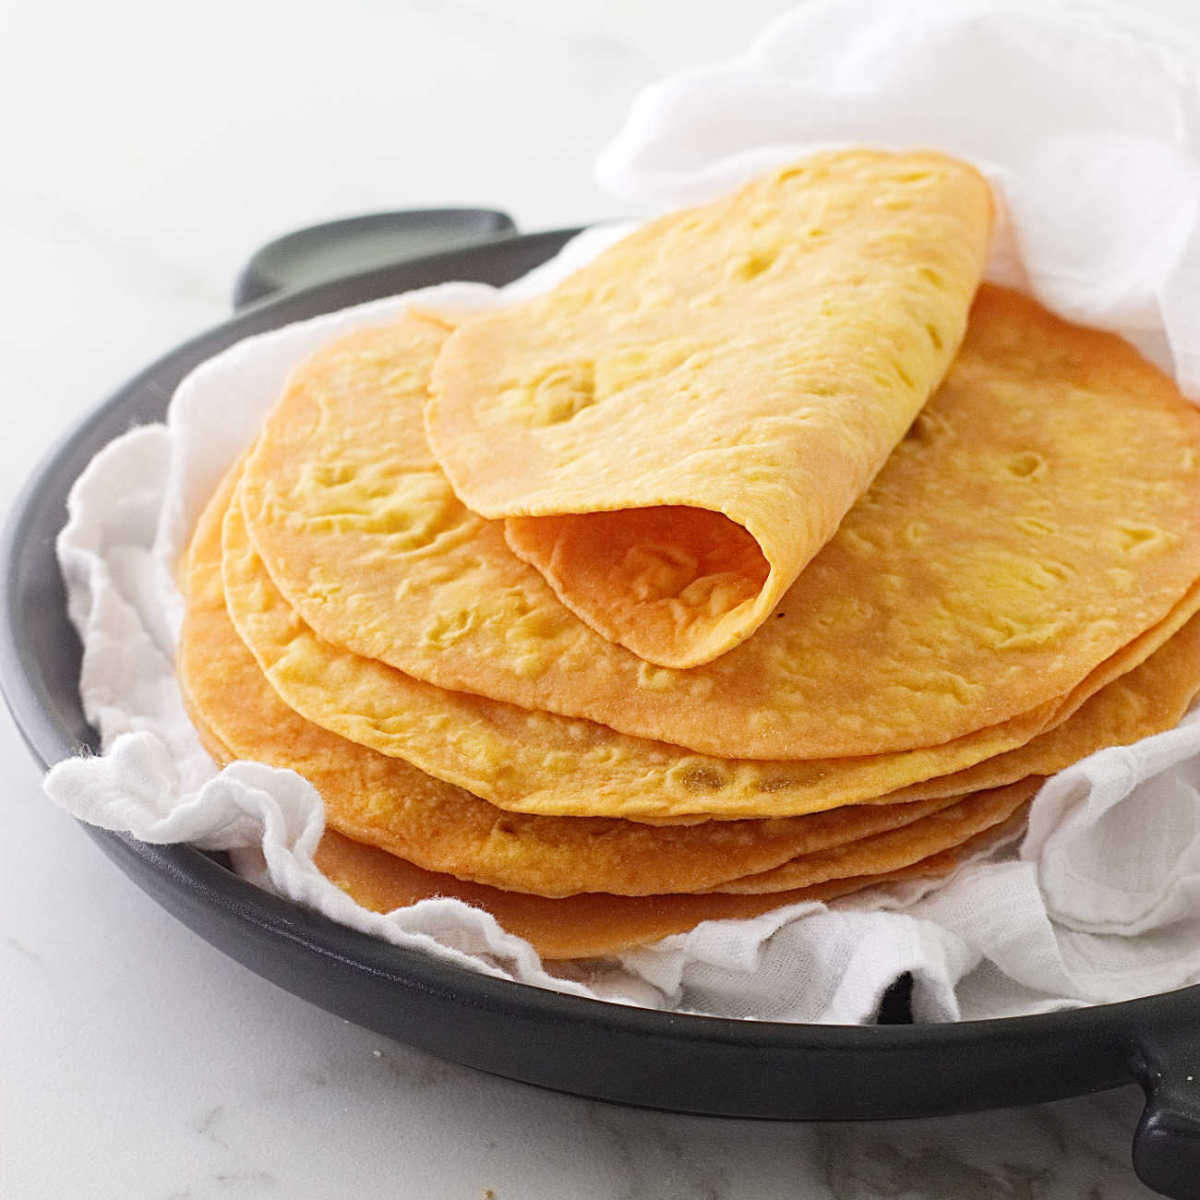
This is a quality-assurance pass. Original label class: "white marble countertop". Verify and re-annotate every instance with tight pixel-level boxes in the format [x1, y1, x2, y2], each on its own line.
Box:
[5, 2, 1200, 1196]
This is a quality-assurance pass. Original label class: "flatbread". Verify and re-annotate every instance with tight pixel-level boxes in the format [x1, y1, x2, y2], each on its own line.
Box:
[427, 150, 992, 667]
[183, 633, 1030, 954]
[183, 469, 1001, 895]
[882, 611, 1200, 805]
[709, 777, 1037, 892]
[314, 811, 1030, 961]
[223, 484, 1200, 820]
[239, 288, 1200, 761]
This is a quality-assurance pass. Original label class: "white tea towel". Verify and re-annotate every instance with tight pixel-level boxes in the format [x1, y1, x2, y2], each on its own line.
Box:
[43, 0, 1200, 1022]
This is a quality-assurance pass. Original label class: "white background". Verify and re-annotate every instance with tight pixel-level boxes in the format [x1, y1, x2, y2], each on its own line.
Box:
[4, 1, 1200, 1196]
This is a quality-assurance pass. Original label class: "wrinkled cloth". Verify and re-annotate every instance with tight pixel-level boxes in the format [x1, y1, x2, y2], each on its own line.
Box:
[45, 0, 1200, 1022]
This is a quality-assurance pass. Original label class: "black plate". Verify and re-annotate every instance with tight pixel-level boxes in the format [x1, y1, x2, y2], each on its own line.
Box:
[4, 228, 1200, 1199]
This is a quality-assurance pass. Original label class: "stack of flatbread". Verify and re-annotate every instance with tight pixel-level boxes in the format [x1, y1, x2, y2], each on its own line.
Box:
[178, 150, 1200, 961]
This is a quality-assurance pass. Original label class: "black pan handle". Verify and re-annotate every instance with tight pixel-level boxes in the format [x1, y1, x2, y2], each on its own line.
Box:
[232, 208, 518, 309]
[1132, 1025, 1200, 1198]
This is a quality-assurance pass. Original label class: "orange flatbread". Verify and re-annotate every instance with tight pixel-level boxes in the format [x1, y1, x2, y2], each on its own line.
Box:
[709, 778, 1037, 893]
[182, 468, 1004, 896]
[428, 150, 992, 667]
[315, 809, 1030, 961]
[238, 289, 1200, 763]
[184, 580, 1032, 959]
[223, 482, 1200, 820]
